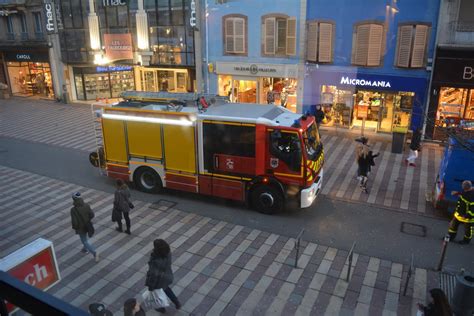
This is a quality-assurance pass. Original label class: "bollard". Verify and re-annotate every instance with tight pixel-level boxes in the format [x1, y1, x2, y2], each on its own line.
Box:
[403, 254, 414, 296]
[294, 229, 305, 268]
[346, 242, 356, 282]
[436, 234, 451, 271]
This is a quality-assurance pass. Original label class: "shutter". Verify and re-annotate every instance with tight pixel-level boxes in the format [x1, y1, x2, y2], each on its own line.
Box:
[367, 24, 383, 66]
[306, 22, 318, 62]
[286, 17, 297, 56]
[396, 25, 413, 68]
[411, 25, 429, 68]
[264, 17, 276, 55]
[318, 23, 333, 62]
[225, 18, 235, 53]
[354, 24, 369, 65]
[234, 18, 245, 53]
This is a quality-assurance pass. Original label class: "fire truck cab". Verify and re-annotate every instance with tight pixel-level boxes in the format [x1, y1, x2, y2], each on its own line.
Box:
[90, 92, 324, 214]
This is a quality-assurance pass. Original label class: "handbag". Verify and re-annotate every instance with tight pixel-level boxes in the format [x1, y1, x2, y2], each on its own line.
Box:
[128, 201, 134, 209]
[142, 289, 170, 310]
[86, 221, 95, 238]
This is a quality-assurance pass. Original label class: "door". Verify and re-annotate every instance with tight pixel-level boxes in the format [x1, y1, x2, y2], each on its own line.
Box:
[378, 93, 394, 132]
[232, 78, 257, 103]
[141, 70, 156, 92]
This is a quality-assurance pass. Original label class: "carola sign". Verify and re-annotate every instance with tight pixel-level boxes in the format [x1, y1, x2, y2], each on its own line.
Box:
[340, 76, 391, 88]
[0, 238, 61, 313]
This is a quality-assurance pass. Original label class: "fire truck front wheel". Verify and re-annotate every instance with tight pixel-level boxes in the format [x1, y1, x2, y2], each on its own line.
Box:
[251, 185, 284, 215]
[134, 167, 163, 193]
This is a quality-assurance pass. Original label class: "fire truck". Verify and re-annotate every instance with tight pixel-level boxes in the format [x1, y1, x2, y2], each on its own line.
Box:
[89, 91, 324, 214]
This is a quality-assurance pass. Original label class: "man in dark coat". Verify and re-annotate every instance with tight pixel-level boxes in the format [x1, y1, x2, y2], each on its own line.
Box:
[448, 180, 474, 244]
[314, 105, 325, 127]
[71, 192, 99, 262]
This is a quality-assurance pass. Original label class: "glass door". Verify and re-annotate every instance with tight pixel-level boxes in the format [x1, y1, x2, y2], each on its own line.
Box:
[378, 93, 394, 132]
[232, 78, 257, 103]
[141, 70, 157, 92]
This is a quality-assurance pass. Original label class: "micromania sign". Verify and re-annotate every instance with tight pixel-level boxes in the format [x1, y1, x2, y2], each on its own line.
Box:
[340, 76, 391, 88]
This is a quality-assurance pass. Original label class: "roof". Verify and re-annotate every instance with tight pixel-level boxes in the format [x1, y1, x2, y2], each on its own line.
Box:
[198, 103, 302, 127]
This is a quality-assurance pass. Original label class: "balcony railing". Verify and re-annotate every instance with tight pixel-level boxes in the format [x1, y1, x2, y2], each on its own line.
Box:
[34, 32, 45, 40]
[0, 0, 25, 4]
[6, 32, 14, 41]
[439, 21, 474, 46]
[21, 32, 28, 40]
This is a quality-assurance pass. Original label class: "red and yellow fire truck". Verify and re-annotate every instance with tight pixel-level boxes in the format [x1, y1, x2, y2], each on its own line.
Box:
[90, 91, 324, 214]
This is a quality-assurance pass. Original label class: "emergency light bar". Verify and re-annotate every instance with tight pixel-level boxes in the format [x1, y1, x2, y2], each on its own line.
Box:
[102, 113, 195, 126]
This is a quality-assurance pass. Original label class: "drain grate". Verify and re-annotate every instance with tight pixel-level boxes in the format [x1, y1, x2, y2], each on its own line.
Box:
[400, 222, 427, 237]
[439, 271, 456, 305]
[150, 199, 177, 211]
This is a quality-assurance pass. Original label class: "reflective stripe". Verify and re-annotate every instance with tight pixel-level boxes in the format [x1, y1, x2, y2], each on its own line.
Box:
[448, 228, 457, 233]
[455, 212, 474, 223]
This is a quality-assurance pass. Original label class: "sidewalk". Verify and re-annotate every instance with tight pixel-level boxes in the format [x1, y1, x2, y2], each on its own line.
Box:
[0, 165, 439, 315]
[0, 97, 445, 218]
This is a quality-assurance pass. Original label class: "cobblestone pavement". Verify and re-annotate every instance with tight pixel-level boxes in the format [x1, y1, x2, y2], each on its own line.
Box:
[0, 165, 439, 315]
[0, 97, 444, 218]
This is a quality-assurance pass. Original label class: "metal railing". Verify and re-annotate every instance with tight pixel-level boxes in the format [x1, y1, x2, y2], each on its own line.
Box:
[439, 21, 474, 46]
[403, 254, 415, 296]
[346, 242, 357, 282]
[294, 229, 305, 268]
[0, 271, 88, 316]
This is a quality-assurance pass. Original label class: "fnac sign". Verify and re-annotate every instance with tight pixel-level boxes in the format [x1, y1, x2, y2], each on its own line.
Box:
[0, 238, 61, 313]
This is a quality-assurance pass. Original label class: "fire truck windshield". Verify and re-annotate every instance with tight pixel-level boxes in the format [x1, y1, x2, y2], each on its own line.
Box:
[303, 123, 321, 160]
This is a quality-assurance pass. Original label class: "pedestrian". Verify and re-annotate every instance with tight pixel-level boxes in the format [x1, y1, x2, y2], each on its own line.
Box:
[124, 298, 146, 316]
[70, 192, 99, 262]
[417, 288, 452, 316]
[314, 105, 325, 127]
[355, 137, 379, 193]
[447, 180, 474, 244]
[266, 87, 275, 104]
[89, 303, 113, 316]
[280, 88, 288, 108]
[406, 128, 422, 167]
[112, 179, 133, 235]
[145, 239, 181, 313]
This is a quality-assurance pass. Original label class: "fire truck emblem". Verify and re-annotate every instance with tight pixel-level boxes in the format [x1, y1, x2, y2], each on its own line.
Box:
[226, 158, 234, 170]
[270, 158, 279, 168]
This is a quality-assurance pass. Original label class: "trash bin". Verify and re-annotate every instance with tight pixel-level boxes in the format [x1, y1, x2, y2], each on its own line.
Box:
[391, 131, 406, 153]
[451, 272, 474, 316]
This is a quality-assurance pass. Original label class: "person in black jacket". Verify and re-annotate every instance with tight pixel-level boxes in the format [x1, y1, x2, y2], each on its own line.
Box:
[124, 298, 146, 316]
[113, 179, 133, 234]
[406, 128, 422, 167]
[71, 192, 99, 262]
[355, 137, 379, 193]
[314, 105, 325, 127]
[448, 180, 474, 244]
[145, 239, 181, 313]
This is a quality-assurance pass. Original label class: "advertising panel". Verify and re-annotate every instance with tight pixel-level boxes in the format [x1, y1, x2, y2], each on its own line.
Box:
[104, 33, 133, 61]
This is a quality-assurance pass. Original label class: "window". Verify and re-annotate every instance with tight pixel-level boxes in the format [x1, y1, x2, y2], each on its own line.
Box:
[33, 12, 42, 33]
[5, 16, 14, 40]
[20, 14, 27, 33]
[457, 0, 474, 32]
[306, 21, 334, 63]
[262, 15, 297, 56]
[223, 15, 247, 55]
[269, 130, 301, 172]
[351, 22, 385, 67]
[395, 24, 430, 68]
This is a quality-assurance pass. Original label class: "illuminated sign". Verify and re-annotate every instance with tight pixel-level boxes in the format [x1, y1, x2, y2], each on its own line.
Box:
[96, 65, 133, 72]
[340, 76, 391, 88]
[103, 0, 127, 6]
[190, 0, 196, 28]
[45, 3, 55, 32]
[0, 238, 61, 313]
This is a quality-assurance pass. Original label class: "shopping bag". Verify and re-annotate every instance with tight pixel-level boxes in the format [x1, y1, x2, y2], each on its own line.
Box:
[142, 289, 170, 310]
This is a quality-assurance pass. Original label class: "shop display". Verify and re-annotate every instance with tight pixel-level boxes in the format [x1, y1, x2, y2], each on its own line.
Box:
[6, 62, 53, 98]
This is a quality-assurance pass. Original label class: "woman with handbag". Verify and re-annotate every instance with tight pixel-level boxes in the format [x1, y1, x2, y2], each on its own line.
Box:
[145, 239, 181, 313]
[112, 179, 133, 235]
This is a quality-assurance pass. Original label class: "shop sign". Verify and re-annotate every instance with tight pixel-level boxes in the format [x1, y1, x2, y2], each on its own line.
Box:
[433, 58, 474, 86]
[190, 0, 196, 28]
[96, 65, 133, 72]
[104, 33, 133, 61]
[44, 1, 55, 33]
[216, 62, 298, 78]
[340, 76, 391, 88]
[4, 51, 49, 62]
[103, 0, 127, 6]
[357, 105, 368, 119]
[0, 238, 61, 313]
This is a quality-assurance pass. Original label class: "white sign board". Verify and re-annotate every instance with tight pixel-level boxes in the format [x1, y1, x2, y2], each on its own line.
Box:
[216, 62, 298, 78]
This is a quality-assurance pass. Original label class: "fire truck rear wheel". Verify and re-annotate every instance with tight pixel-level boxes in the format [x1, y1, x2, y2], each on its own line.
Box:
[134, 167, 163, 193]
[251, 185, 284, 214]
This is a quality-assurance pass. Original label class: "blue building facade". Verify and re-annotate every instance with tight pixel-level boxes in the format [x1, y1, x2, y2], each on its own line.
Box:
[205, 0, 303, 112]
[303, 0, 440, 132]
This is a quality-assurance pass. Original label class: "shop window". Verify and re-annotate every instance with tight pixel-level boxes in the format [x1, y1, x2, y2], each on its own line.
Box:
[306, 21, 334, 63]
[457, 0, 474, 32]
[351, 22, 385, 67]
[262, 14, 297, 56]
[223, 15, 247, 55]
[395, 24, 430, 68]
